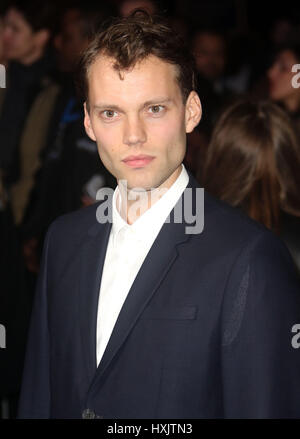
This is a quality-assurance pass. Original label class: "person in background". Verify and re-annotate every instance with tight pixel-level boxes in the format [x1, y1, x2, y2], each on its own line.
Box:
[0, 0, 58, 419]
[191, 28, 232, 129]
[119, 0, 158, 17]
[9, 4, 103, 227]
[186, 27, 236, 176]
[267, 41, 300, 138]
[0, 0, 57, 187]
[54, 6, 104, 74]
[200, 99, 300, 273]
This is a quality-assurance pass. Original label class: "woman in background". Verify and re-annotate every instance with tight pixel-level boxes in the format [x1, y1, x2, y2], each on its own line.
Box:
[267, 42, 300, 137]
[200, 99, 300, 272]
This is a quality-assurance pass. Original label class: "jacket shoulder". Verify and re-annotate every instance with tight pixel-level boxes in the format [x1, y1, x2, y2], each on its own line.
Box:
[188, 172, 267, 244]
[47, 202, 103, 244]
[203, 189, 269, 245]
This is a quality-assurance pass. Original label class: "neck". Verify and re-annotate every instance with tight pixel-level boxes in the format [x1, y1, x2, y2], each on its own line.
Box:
[117, 186, 166, 225]
[117, 166, 182, 224]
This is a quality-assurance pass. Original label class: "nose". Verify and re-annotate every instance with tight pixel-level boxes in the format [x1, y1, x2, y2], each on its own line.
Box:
[123, 114, 147, 146]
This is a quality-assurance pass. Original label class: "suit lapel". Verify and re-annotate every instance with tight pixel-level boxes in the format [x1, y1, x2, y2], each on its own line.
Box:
[78, 211, 112, 383]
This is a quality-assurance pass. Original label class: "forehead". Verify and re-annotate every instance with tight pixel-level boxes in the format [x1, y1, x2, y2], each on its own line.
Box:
[87, 54, 182, 104]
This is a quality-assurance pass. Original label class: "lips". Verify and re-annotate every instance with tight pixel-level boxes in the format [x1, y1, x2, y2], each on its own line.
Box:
[122, 155, 155, 168]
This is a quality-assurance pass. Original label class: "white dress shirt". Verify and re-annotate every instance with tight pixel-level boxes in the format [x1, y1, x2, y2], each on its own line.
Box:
[96, 164, 189, 367]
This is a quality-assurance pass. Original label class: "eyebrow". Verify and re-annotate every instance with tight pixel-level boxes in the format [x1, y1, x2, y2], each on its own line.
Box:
[93, 98, 174, 112]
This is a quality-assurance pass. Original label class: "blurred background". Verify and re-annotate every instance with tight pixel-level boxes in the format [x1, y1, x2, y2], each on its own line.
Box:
[1, 0, 300, 419]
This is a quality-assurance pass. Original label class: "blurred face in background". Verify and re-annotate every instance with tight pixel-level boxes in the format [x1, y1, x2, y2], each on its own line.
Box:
[2, 7, 49, 64]
[192, 32, 226, 81]
[120, 0, 157, 17]
[54, 9, 90, 73]
[267, 49, 300, 111]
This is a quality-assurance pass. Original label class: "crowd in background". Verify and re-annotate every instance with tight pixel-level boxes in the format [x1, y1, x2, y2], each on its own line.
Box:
[1, 0, 300, 418]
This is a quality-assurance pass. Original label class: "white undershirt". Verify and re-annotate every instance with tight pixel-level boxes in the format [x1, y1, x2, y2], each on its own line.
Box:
[96, 164, 189, 367]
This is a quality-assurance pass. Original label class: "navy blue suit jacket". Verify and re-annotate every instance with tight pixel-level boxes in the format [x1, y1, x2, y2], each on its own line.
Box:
[18, 173, 300, 418]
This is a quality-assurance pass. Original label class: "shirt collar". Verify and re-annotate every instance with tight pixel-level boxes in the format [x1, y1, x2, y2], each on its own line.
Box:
[111, 164, 189, 247]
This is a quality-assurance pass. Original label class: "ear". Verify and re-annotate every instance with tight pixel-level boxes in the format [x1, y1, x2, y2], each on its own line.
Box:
[84, 102, 97, 141]
[185, 91, 202, 133]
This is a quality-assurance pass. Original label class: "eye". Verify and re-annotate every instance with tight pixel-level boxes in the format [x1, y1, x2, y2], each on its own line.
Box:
[102, 110, 118, 119]
[148, 105, 165, 115]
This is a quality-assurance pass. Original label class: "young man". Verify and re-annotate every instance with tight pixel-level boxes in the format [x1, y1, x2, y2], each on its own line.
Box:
[18, 11, 300, 419]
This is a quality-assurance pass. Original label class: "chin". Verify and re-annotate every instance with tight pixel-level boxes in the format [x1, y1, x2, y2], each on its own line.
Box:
[118, 170, 151, 189]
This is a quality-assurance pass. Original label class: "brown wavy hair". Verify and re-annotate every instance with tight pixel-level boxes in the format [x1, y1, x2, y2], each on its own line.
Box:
[76, 9, 197, 110]
[201, 99, 300, 233]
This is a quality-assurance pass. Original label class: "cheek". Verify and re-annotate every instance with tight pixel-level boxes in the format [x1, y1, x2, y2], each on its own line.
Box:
[92, 117, 116, 145]
[148, 117, 185, 151]
[94, 127, 116, 147]
[19, 33, 33, 51]
[279, 74, 295, 93]
[271, 73, 292, 93]
[9, 32, 19, 49]
[93, 124, 121, 164]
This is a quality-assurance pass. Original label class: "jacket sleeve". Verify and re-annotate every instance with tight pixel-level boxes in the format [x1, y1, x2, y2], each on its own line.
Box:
[17, 224, 54, 419]
[221, 230, 300, 418]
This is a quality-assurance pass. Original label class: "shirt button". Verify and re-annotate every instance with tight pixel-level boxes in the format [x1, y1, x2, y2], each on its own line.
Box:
[82, 408, 96, 419]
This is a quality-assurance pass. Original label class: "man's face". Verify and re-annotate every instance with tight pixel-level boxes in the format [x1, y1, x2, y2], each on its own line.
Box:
[54, 9, 89, 73]
[2, 8, 37, 62]
[192, 33, 226, 81]
[84, 54, 201, 191]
